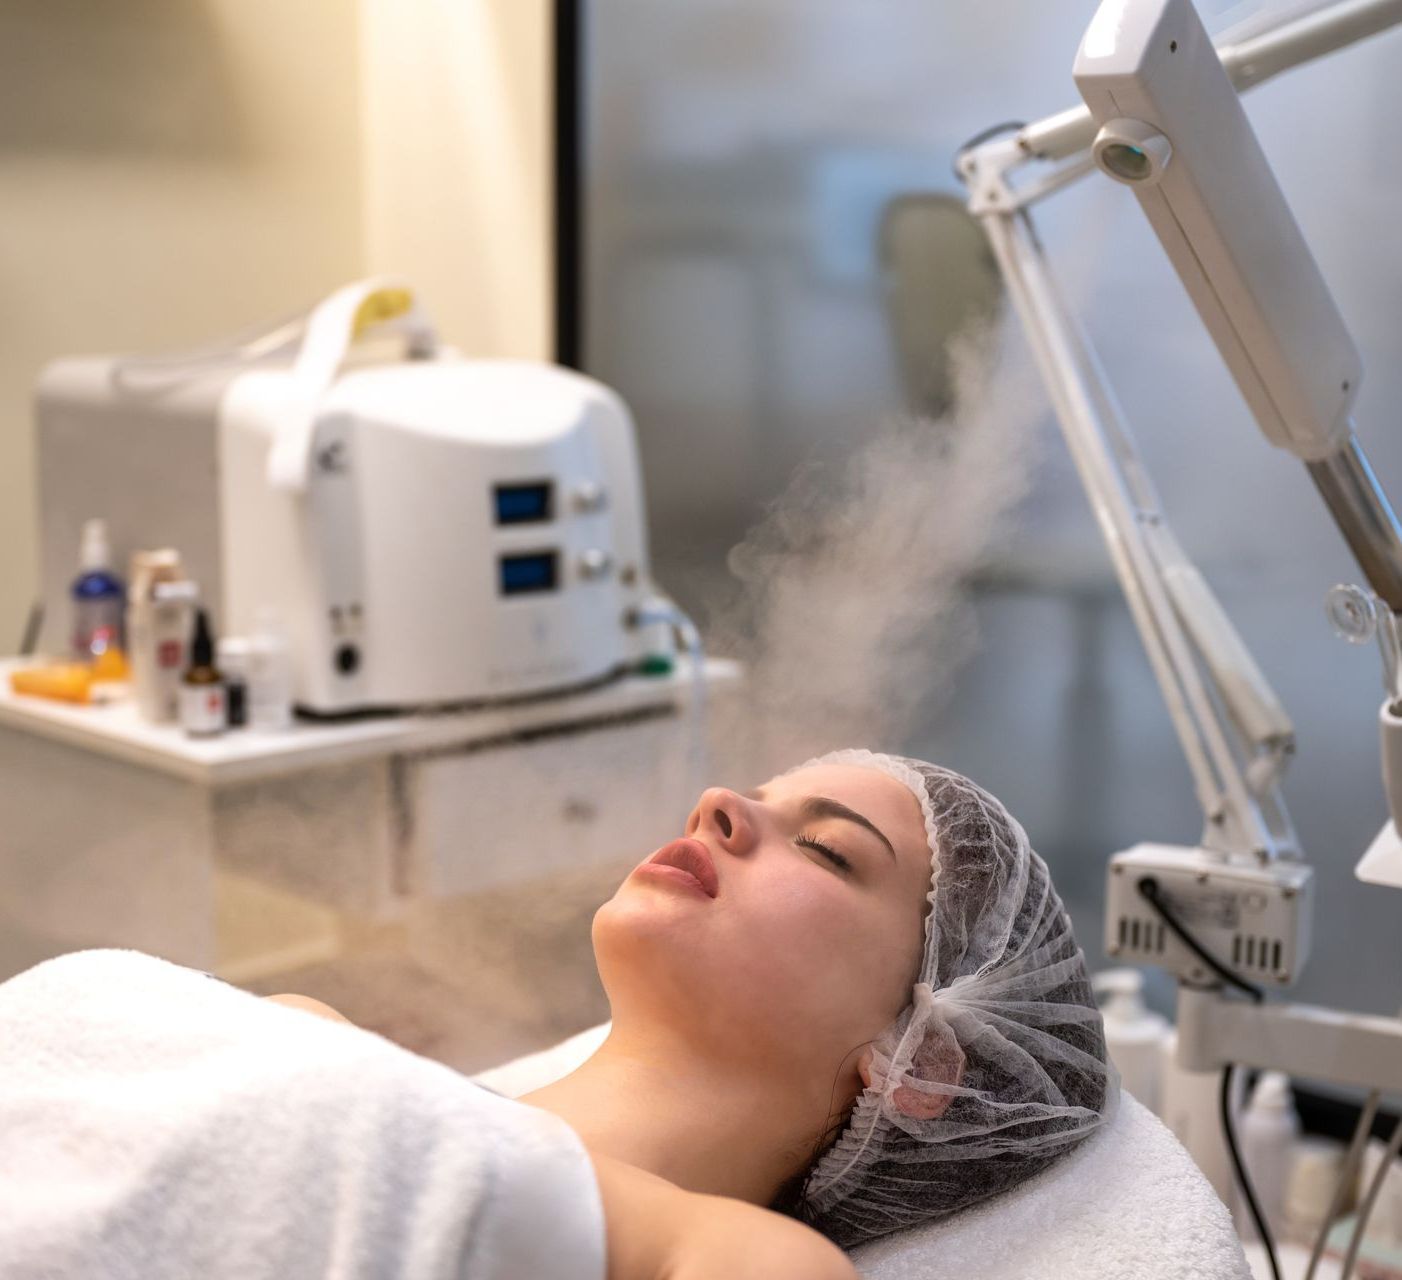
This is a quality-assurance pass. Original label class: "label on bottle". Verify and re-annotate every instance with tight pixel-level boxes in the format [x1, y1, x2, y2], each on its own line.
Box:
[180, 682, 227, 737]
[74, 597, 125, 660]
[247, 640, 294, 731]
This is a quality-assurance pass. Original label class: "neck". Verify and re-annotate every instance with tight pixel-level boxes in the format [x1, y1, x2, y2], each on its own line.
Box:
[520, 1024, 835, 1204]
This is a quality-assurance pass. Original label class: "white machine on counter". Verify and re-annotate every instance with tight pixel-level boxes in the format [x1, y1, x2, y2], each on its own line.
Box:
[36, 279, 679, 716]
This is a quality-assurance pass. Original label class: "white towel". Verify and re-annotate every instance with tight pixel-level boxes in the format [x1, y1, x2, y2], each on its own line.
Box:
[478, 1024, 1251, 1280]
[849, 1093, 1251, 1280]
[0, 950, 606, 1280]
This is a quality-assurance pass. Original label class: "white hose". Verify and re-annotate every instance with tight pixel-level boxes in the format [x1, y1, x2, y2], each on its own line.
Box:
[1304, 1091, 1378, 1280]
[1340, 1110, 1402, 1280]
[627, 597, 709, 793]
[110, 306, 312, 389]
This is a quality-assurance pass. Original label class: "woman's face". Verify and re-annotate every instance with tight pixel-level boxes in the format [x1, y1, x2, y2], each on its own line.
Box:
[593, 763, 933, 1104]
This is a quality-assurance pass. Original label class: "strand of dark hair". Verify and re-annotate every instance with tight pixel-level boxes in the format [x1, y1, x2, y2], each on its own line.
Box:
[771, 1038, 878, 1225]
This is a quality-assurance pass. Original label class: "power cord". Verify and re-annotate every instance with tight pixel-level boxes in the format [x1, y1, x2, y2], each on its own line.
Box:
[19, 601, 42, 657]
[1137, 877, 1264, 1002]
[1219, 1066, 1282, 1280]
[1136, 877, 1280, 1280]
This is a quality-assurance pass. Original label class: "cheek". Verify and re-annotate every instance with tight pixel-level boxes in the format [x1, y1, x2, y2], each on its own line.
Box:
[590, 868, 924, 1062]
[718, 870, 916, 1039]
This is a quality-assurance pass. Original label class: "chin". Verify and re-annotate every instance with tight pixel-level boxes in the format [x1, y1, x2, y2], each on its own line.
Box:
[592, 887, 700, 961]
[592, 895, 731, 1020]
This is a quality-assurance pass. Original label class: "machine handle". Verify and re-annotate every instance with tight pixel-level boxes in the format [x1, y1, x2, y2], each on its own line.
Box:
[266, 277, 439, 493]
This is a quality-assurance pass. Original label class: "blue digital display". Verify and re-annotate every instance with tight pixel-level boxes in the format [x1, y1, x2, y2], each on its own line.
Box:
[499, 551, 559, 595]
[494, 482, 553, 525]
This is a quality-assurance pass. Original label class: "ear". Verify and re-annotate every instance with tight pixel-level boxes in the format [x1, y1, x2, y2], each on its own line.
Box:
[857, 1046, 876, 1091]
[857, 1036, 965, 1121]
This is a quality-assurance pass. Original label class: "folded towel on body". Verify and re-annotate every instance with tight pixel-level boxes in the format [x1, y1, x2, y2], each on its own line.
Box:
[0, 950, 605, 1280]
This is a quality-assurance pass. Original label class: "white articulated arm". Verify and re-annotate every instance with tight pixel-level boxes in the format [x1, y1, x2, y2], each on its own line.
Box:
[1014, 0, 1402, 164]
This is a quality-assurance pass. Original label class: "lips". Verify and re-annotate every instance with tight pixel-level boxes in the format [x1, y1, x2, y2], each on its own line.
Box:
[644, 837, 719, 898]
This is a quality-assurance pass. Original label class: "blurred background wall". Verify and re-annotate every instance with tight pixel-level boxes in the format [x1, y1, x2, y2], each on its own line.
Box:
[578, 0, 1402, 1017]
[0, 0, 553, 656]
[359, 0, 553, 359]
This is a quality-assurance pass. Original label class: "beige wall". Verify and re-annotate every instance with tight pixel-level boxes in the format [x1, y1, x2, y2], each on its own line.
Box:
[0, 0, 553, 651]
[359, 0, 553, 359]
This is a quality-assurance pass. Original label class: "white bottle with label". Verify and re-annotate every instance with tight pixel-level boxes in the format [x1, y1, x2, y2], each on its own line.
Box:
[1285, 1136, 1345, 1245]
[1159, 1028, 1240, 1204]
[247, 607, 294, 732]
[127, 551, 197, 724]
[1234, 1071, 1300, 1242]
[1093, 969, 1170, 1114]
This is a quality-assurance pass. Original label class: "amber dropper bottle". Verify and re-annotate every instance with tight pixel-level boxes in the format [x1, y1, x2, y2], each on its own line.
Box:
[180, 608, 227, 738]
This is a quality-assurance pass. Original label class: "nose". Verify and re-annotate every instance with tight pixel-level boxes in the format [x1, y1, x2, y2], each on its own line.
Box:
[687, 786, 756, 855]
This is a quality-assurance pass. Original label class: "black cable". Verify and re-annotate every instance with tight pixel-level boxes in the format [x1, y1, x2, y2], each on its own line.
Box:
[1135, 876, 1279, 1280]
[1222, 1066, 1283, 1280]
[553, 0, 584, 369]
[19, 601, 42, 657]
[952, 120, 1028, 182]
[1136, 876, 1265, 1003]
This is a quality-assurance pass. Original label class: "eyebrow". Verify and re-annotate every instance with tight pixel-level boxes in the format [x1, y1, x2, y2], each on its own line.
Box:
[745, 787, 897, 862]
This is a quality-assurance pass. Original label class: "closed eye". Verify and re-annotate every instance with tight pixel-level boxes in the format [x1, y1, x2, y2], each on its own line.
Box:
[795, 833, 852, 873]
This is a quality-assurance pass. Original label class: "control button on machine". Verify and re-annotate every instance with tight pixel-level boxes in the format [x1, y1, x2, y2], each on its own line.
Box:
[334, 644, 361, 676]
[577, 549, 614, 581]
[571, 482, 608, 514]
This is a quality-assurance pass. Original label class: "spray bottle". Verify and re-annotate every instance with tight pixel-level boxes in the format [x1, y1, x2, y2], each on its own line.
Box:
[71, 519, 125, 666]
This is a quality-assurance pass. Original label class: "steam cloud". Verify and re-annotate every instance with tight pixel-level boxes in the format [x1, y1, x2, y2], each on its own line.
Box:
[706, 326, 1046, 781]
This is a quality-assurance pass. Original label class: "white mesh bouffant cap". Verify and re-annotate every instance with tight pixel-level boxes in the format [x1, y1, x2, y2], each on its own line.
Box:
[781, 749, 1118, 1248]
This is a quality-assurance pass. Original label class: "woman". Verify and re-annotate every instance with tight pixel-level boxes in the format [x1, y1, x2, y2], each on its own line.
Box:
[511, 749, 1116, 1275]
[3, 750, 1113, 1279]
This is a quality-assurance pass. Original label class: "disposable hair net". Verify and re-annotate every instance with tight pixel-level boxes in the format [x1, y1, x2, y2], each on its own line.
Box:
[782, 749, 1117, 1249]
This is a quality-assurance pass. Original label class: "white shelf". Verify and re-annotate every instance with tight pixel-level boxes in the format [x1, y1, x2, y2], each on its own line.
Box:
[0, 656, 736, 787]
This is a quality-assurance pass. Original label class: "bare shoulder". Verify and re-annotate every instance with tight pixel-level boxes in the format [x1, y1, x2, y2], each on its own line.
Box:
[260, 993, 352, 1024]
[588, 1152, 858, 1280]
[665, 1186, 859, 1280]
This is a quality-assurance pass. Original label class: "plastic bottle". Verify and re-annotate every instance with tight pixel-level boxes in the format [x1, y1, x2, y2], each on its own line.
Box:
[1234, 1070, 1299, 1241]
[127, 550, 196, 724]
[1360, 1137, 1402, 1249]
[218, 637, 250, 729]
[1159, 1028, 1239, 1204]
[180, 609, 226, 738]
[1285, 1136, 1345, 1245]
[71, 519, 126, 663]
[1093, 969, 1170, 1114]
[247, 608, 294, 732]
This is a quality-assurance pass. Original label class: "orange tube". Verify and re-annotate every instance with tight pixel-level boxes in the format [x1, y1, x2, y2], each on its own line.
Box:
[9, 663, 95, 705]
